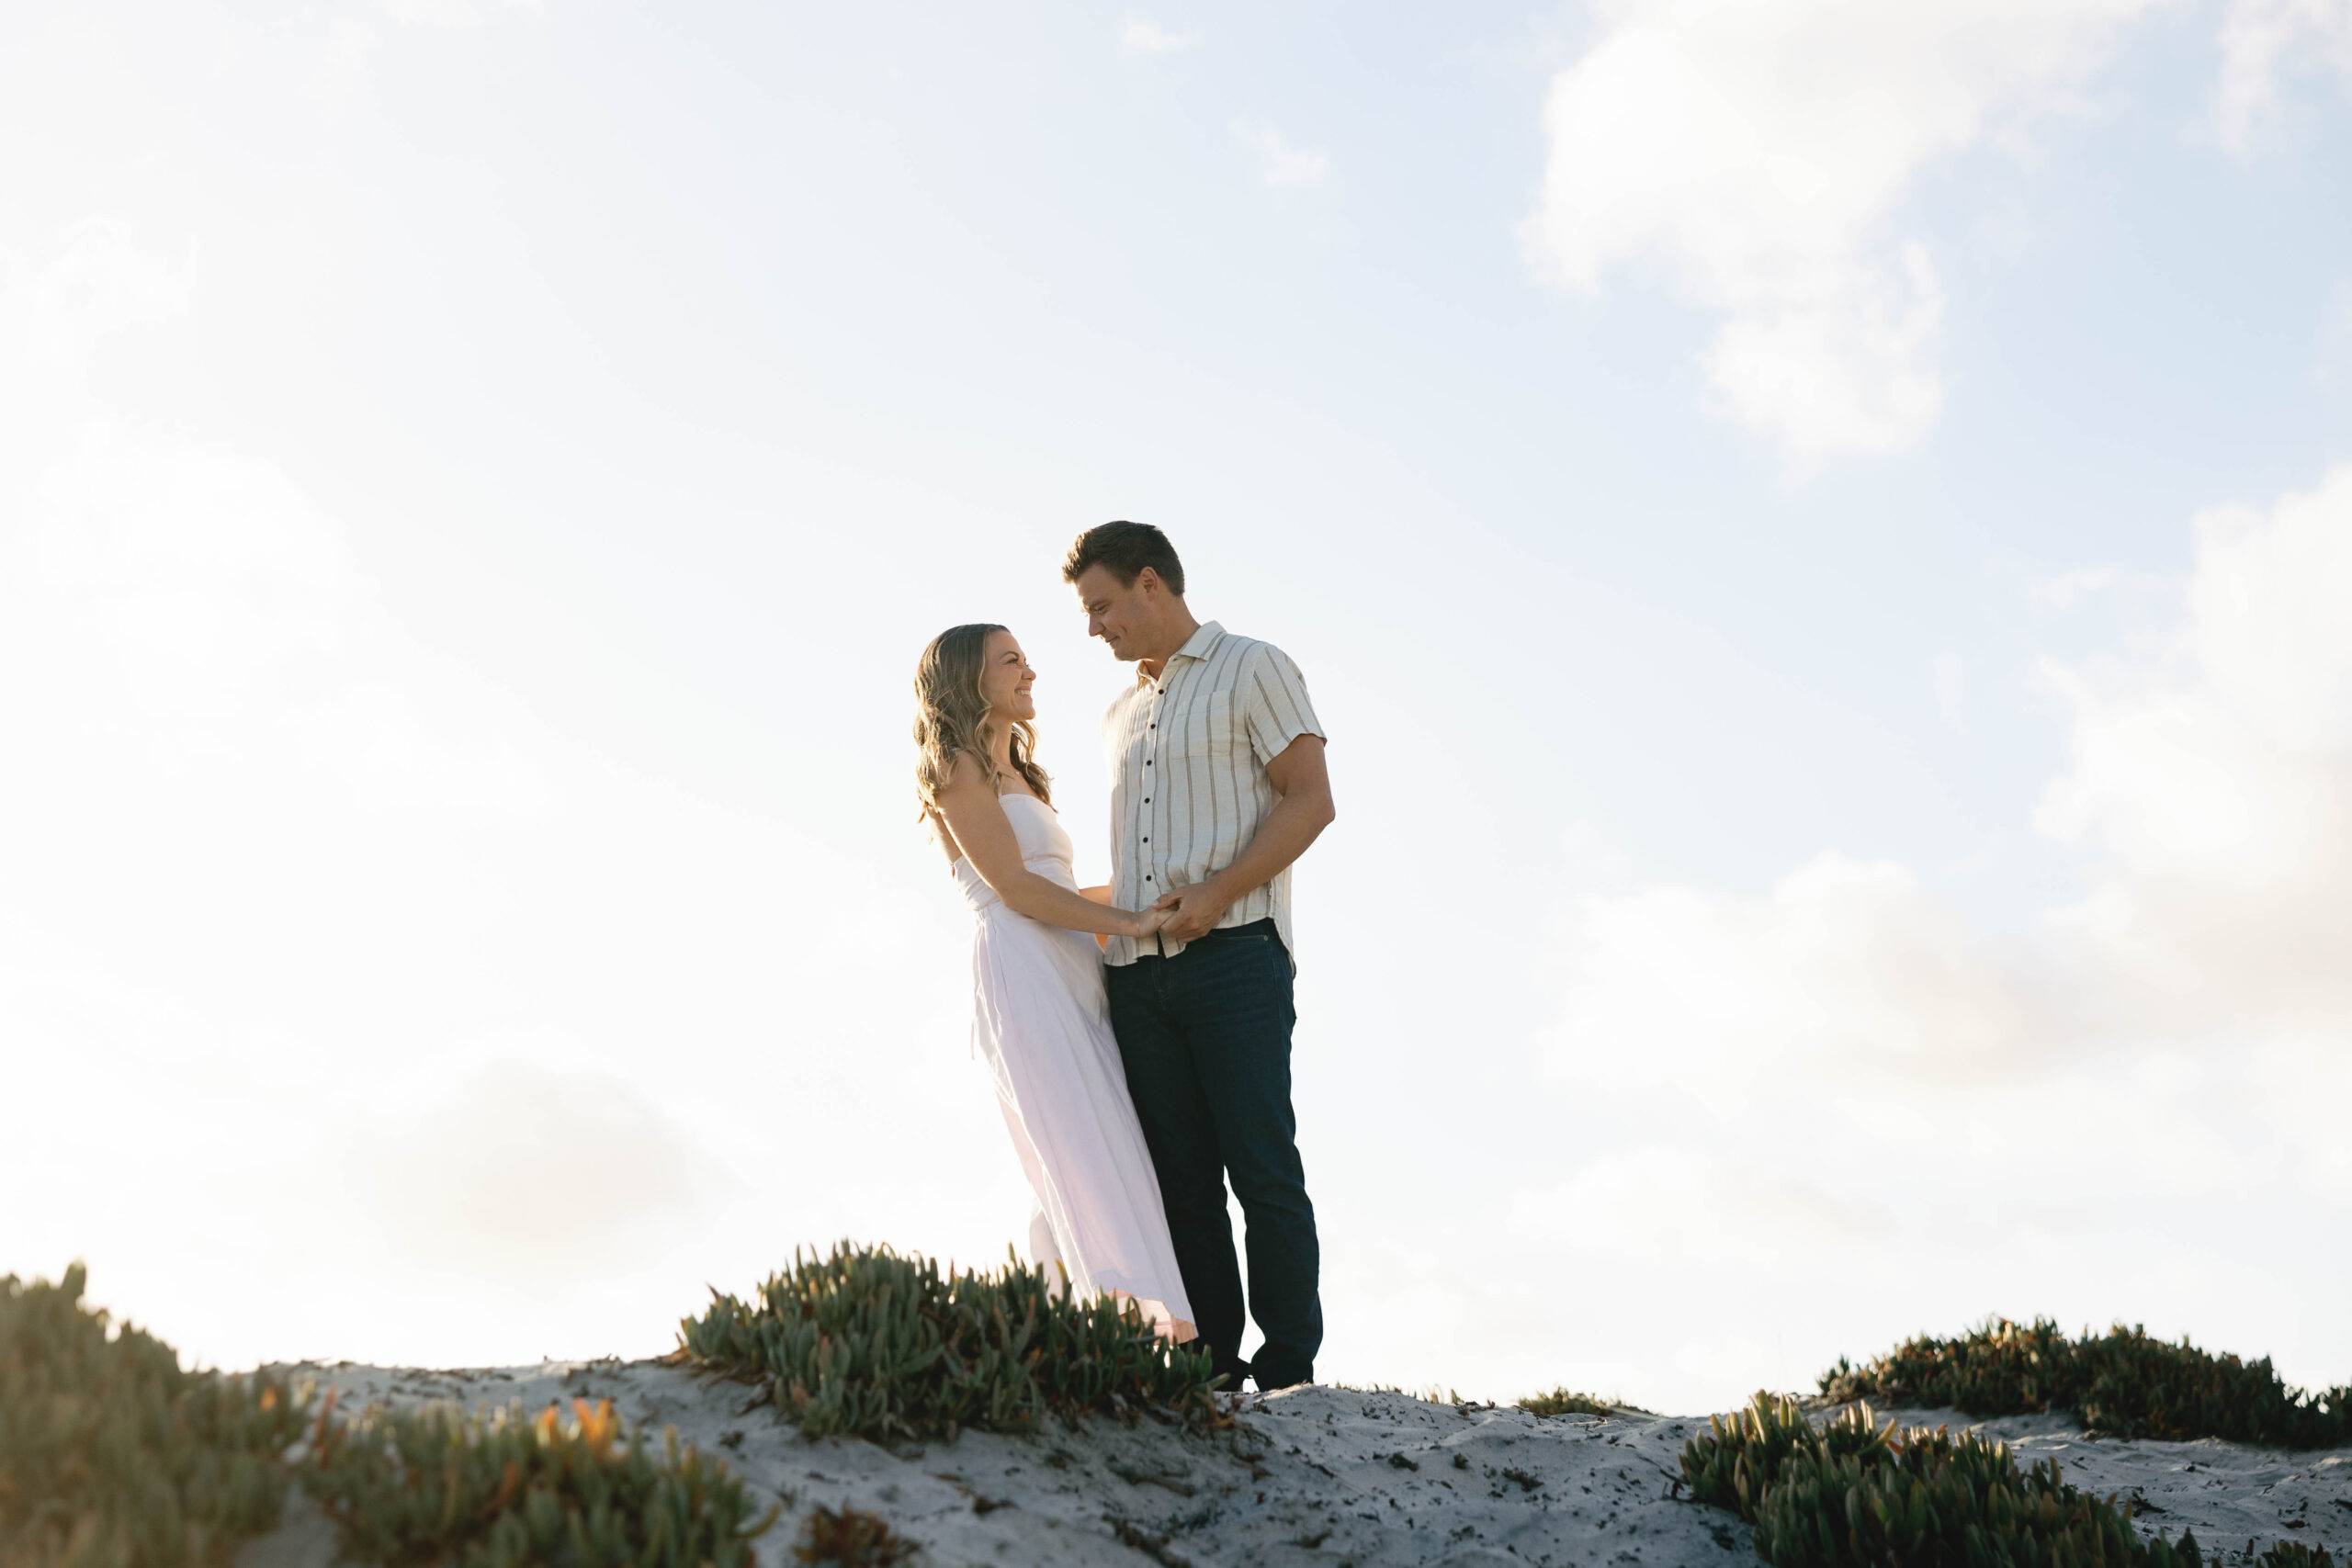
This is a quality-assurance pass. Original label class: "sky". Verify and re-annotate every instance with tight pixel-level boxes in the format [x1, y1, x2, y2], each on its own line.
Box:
[3, 0, 2349, 1415]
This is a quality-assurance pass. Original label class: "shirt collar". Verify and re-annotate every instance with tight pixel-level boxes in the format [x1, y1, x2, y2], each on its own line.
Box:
[1140, 621, 1225, 686]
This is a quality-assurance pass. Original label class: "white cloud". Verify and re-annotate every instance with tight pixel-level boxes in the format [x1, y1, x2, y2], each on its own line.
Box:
[1525, 0, 2162, 465]
[2039, 466, 2352, 1029]
[1122, 13, 1199, 56]
[2212, 0, 2352, 150]
[1233, 118, 1330, 187]
[1702, 242, 1946, 458]
[1547, 465, 2352, 1087]
[1548, 853, 2043, 1107]
[1521, 463, 2352, 1401]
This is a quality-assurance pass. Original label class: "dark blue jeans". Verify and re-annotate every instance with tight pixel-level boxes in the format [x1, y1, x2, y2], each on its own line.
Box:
[1105, 919, 1321, 1389]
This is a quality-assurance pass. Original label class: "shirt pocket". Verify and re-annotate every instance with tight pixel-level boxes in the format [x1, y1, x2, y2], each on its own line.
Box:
[1162, 689, 1238, 761]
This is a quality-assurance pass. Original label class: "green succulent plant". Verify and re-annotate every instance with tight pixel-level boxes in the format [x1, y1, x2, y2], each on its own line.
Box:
[3, 1265, 775, 1568]
[1684, 1392, 2214, 1567]
[1820, 1318, 2351, 1449]
[1, 1264, 311, 1568]
[1514, 1388, 1645, 1418]
[303, 1395, 778, 1568]
[677, 1241, 1223, 1440]
[2253, 1546, 2337, 1567]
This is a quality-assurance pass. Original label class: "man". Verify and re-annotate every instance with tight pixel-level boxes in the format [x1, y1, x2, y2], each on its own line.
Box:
[1064, 520, 1335, 1392]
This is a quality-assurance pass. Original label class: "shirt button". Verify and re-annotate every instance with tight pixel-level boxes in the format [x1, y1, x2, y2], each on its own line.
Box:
[1143, 798, 1149, 804]
[1142, 836, 1148, 842]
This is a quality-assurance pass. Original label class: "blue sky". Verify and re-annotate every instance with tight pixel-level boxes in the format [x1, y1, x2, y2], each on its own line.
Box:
[4, 1, 2349, 1410]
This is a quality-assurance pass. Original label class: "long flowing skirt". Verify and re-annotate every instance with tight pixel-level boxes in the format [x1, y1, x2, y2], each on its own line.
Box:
[970, 908, 1195, 1342]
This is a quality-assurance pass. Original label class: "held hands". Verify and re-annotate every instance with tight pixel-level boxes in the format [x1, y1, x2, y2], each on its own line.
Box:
[1117, 877, 1233, 942]
[1149, 877, 1232, 943]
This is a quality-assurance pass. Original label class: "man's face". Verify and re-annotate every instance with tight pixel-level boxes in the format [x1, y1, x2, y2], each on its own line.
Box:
[1073, 564, 1153, 661]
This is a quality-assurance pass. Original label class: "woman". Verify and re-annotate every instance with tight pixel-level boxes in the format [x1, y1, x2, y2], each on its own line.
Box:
[914, 623, 1196, 1343]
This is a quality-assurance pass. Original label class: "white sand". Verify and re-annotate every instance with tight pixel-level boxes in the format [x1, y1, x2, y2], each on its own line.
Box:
[235, 1362, 2351, 1568]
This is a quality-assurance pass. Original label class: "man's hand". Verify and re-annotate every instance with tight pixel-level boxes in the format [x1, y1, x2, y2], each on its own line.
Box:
[1151, 877, 1233, 943]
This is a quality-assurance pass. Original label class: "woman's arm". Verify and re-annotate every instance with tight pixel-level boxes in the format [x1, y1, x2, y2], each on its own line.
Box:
[1079, 885, 1116, 952]
[936, 756, 1162, 938]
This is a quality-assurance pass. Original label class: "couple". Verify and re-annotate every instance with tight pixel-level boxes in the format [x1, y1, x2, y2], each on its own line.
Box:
[913, 522, 1335, 1393]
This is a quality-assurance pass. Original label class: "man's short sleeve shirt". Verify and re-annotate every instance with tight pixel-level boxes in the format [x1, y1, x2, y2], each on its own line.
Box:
[1099, 621, 1326, 966]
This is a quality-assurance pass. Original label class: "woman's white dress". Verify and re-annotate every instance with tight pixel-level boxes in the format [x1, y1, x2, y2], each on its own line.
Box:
[955, 794, 1195, 1341]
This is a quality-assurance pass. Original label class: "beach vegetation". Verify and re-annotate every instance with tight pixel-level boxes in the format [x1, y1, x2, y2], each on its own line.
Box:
[2, 1265, 774, 1568]
[304, 1395, 778, 1568]
[1821, 1317, 2352, 1449]
[0, 1264, 310, 1568]
[1334, 1382, 1468, 1404]
[1516, 1387, 1650, 1417]
[1683, 1391, 2211, 1566]
[790, 1504, 910, 1565]
[2253, 1546, 2337, 1567]
[676, 1241, 1225, 1441]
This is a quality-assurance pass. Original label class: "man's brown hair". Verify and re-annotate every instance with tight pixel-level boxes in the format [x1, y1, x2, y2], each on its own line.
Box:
[1062, 521, 1185, 597]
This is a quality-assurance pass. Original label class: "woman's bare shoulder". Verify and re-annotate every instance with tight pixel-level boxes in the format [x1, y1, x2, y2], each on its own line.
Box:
[937, 750, 997, 802]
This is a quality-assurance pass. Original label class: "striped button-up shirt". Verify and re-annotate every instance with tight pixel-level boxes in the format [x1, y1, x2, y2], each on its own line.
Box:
[1101, 621, 1327, 967]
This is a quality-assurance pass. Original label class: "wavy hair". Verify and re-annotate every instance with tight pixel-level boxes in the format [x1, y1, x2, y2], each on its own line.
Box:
[913, 623, 1051, 819]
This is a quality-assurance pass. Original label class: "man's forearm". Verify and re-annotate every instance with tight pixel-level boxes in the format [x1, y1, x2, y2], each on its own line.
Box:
[1204, 788, 1333, 906]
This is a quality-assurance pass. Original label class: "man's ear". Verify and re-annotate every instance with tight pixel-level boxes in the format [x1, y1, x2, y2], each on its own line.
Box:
[1136, 567, 1160, 600]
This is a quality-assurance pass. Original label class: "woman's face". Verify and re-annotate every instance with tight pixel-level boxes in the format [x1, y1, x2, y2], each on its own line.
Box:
[978, 630, 1037, 724]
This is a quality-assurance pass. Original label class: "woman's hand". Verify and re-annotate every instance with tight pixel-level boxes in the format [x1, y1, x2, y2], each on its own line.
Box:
[1128, 904, 1172, 939]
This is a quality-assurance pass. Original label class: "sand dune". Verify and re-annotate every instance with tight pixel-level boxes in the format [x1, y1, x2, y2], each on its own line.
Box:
[232, 1359, 2351, 1568]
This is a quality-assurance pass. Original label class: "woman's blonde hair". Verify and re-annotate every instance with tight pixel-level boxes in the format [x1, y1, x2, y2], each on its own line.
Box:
[913, 623, 1051, 818]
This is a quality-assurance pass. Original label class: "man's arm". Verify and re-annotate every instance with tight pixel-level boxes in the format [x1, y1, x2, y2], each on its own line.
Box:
[1153, 734, 1334, 942]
